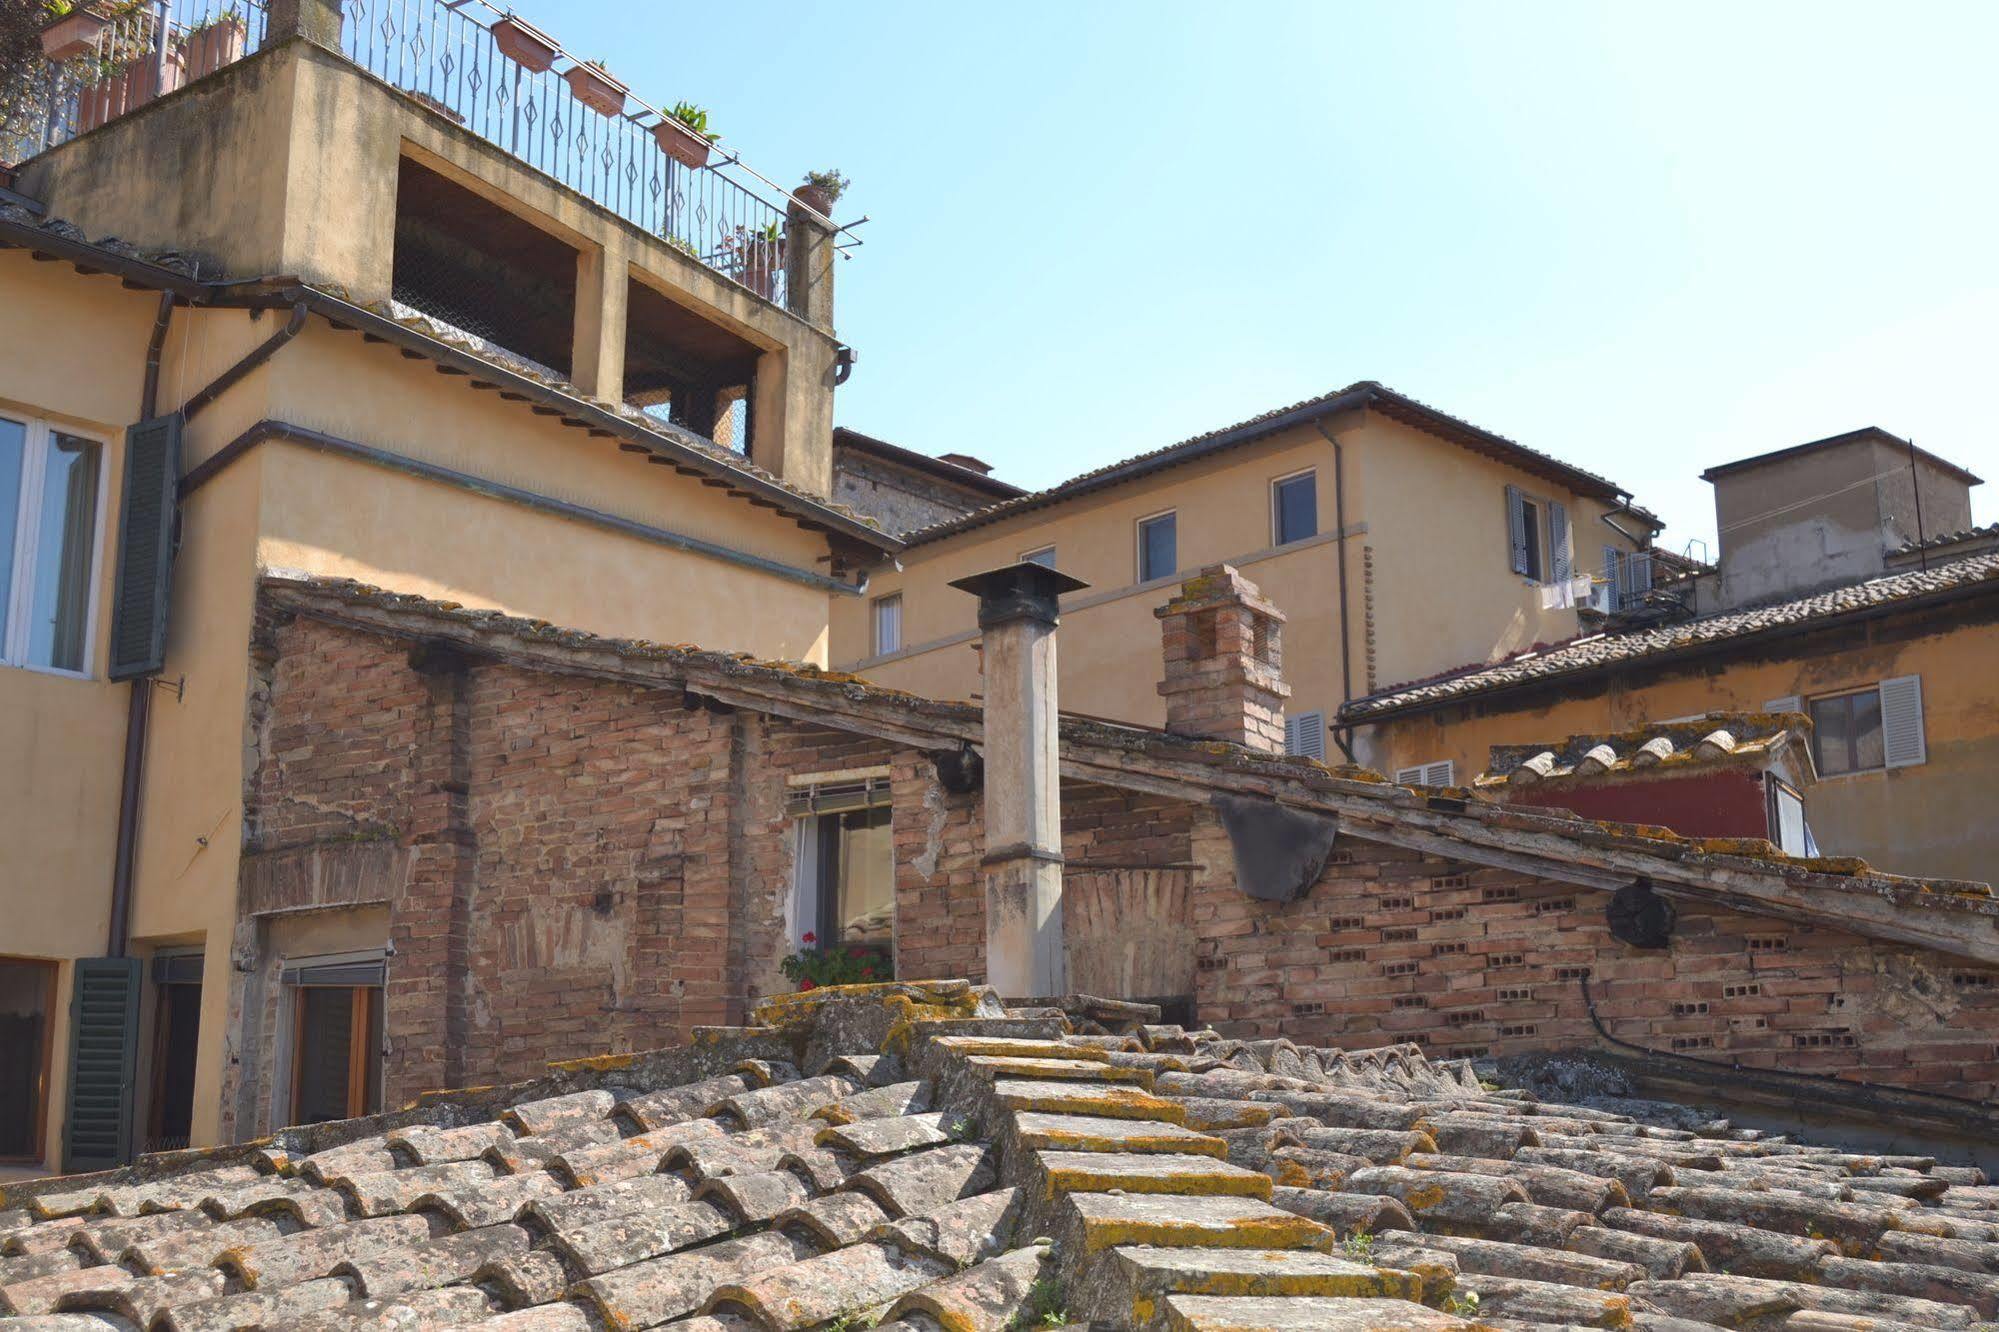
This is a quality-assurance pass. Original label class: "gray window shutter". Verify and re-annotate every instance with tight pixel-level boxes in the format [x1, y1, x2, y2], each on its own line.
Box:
[1285, 711, 1326, 761]
[1765, 695, 1803, 715]
[63, 956, 143, 1172]
[1879, 675, 1926, 768]
[1550, 502, 1570, 583]
[1424, 760, 1456, 787]
[108, 413, 184, 680]
[1505, 485, 1529, 575]
[1602, 546, 1623, 605]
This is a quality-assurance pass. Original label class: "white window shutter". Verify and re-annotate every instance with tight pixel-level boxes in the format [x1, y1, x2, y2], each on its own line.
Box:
[1764, 695, 1802, 715]
[1549, 502, 1570, 583]
[1286, 711, 1326, 761]
[1878, 675, 1926, 768]
[1423, 760, 1456, 787]
[1505, 485, 1529, 575]
[1394, 765, 1423, 785]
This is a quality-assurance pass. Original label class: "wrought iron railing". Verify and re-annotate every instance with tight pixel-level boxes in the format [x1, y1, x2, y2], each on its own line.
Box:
[4, 1, 268, 163]
[340, 0, 799, 307]
[8, 0, 826, 309]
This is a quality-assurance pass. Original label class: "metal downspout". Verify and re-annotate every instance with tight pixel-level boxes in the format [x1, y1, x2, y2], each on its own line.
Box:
[1316, 419, 1359, 764]
[107, 292, 178, 956]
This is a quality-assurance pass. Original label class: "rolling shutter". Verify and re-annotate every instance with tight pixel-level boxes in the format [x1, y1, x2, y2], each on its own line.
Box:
[1764, 695, 1802, 715]
[1284, 711, 1326, 761]
[1549, 502, 1570, 583]
[1878, 675, 1926, 768]
[1505, 485, 1530, 575]
[108, 413, 183, 680]
[62, 956, 142, 1172]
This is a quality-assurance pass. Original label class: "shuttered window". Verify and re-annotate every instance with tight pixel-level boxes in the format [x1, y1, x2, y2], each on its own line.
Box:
[1394, 761, 1456, 787]
[108, 414, 183, 680]
[1, 414, 109, 677]
[62, 956, 142, 1172]
[1549, 501, 1570, 583]
[1505, 485, 1531, 576]
[1284, 710, 1326, 761]
[1798, 678, 1924, 775]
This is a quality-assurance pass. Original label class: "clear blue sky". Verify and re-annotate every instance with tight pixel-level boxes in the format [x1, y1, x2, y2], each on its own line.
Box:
[558, 1, 1998, 556]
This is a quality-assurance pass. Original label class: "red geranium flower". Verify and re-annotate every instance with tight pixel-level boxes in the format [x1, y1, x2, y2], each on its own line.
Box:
[801, 931, 817, 945]
[799, 978, 817, 991]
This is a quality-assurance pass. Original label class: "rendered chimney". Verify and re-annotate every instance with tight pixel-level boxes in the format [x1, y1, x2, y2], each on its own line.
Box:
[1155, 564, 1291, 754]
[947, 561, 1090, 999]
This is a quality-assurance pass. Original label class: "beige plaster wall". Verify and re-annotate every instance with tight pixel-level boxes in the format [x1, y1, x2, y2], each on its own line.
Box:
[1358, 615, 1999, 883]
[834, 414, 1643, 747]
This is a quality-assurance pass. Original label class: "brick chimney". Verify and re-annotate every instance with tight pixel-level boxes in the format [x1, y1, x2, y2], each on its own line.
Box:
[948, 561, 1090, 998]
[1155, 565, 1290, 753]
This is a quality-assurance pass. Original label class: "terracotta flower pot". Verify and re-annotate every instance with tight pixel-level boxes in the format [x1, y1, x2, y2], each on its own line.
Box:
[182, 16, 245, 81]
[653, 118, 712, 169]
[41, 6, 115, 61]
[736, 237, 783, 300]
[562, 64, 627, 118]
[491, 16, 558, 74]
[792, 184, 834, 218]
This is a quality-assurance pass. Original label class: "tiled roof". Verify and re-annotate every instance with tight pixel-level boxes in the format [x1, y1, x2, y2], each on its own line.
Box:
[0, 205, 897, 552]
[896, 382, 1647, 547]
[832, 428, 1027, 499]
[1344, 553, 1999, 722]
[4, 984, 1995, 1331]
[1477, 713, 1814, 790]
[1896, 522, 1999, 556]
[1700, 426, 1984, 487]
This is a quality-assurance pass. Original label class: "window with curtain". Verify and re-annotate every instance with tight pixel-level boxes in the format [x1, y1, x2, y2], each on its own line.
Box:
[1, 415, 104, 676]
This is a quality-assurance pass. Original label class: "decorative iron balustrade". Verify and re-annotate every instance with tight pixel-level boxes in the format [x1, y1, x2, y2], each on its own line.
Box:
[8, 0, 822, 309]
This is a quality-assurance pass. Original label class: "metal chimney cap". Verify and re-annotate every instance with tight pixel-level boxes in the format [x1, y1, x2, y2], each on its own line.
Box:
[949, 561, 1092, 628]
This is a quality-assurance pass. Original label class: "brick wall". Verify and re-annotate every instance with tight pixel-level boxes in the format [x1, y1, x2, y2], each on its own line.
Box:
[244, 607, 1999, 1117]
[1189, 813, 1999, 1100]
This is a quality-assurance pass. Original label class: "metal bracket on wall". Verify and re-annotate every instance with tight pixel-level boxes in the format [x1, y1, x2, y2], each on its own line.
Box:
[149, 674, 186, 701]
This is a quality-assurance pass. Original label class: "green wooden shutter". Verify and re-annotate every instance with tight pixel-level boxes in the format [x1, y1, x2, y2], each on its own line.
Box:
[108, 413, 183, 680]
[63, 956, 143, 1172]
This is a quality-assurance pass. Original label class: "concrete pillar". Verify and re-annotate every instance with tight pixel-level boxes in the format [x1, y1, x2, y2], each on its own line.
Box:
[1156, 565, 1291, 753]
[572, 238, 629, 405]
[784, 199, 837, 331]
[263, 0, 343, 49]
[950, 562, 1090, 999]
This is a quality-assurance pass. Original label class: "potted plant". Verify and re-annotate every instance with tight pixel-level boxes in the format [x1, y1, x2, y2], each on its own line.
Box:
[791, 168, 848, 219]
[778, 933, 890, 991]
[725, 220, 784, 300]
[176, 6, 245, 81]
[490, 12, 558, 73]
[41, 1, 119, 61]
[562, 59, 627, 117]
[653, 101, 716, 169]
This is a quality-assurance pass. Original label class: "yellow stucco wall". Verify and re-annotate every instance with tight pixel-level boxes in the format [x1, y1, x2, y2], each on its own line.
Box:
[1358, 615, 1999, 883]
[0, 247, 850, 1166]
[833, 414, 1643, 748]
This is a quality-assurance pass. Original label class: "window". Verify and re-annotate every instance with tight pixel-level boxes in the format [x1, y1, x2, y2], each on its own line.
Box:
[1394, 761, 1456, 787]
[1504, 485, 1569, 585]
[0, 958, 57, 1161]
[1766, 776, 1818, 857]
[1021, 546, 1056, 568]
[1799, 676, 1925, 775]
[2, 415, 106, 676]
[872, 594, 902, 657]
[281, 954, 385, 1127]
[789, 776, 895, 973]
[1137, 511, 1177, 583]
[1284, 710, 1326, 761]
[1272, 471, 1317, 545]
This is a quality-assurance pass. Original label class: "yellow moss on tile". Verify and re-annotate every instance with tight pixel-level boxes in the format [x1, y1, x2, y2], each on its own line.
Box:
[551, 1052, 640, 1073]
[1081, 1210, 1330, 1254]
[1041, 1162, 1271, 1203]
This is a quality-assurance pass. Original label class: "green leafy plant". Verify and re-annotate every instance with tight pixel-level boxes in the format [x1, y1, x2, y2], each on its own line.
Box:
[1013, 1275, 1070, 1329]
[1444, 1290, 1481, 1317]
[667, 99, 716, 141]
[1343, 1230, 1377, 1265]
[778, 933, 888, 989]
[801, 168, 850, 203]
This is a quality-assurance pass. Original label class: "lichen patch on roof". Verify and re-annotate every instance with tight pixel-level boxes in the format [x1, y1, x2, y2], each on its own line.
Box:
[4, 984, 1996, 1331]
